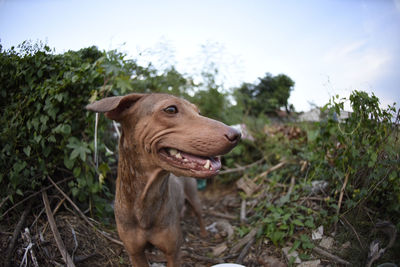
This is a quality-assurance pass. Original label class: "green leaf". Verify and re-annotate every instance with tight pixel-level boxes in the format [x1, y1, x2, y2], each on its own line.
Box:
[13, 161, 27, 173]
[23, 146, 31, 156]
[64, 155, 74, 169]
[304, 219, 315, 228]
[73, 167, 81, 178]
[270, 231, 286, 245]
[292, 219, 304, 226]
[61, 124, 71, 135]
[291, 240, 301, 252]
[72, 75, 79, 83]
[71, 187, 79, 197]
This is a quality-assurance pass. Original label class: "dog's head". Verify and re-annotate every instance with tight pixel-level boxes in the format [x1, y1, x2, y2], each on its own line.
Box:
[86, 93, 240, 178]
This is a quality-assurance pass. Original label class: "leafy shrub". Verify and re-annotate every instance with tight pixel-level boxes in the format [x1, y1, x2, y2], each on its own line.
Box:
[306, 91, 400, 223]
[0, 43, 112, 215]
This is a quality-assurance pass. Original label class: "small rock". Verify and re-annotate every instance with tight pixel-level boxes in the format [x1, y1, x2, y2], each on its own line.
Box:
[206, 222, 218, 233]
[215, 220, 234, 240]
[311, 180, 329, 194]
[312, 225, 324, 240]
[282, 247, 301, 264]
[150, 264, 165, 267]
[297, 260, 321, 267]
[319, 236, 335, 250]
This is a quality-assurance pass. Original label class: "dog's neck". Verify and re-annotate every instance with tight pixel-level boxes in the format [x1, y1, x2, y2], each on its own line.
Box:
[115, 133, 170, 228]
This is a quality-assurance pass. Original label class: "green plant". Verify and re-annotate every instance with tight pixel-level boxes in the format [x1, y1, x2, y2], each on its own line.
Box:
[0, 43, 112, 216]
[306, 91, 400, 223]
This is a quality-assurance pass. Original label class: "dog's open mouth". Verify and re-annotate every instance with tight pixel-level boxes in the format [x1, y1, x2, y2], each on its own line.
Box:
[159, 148, 221, 177]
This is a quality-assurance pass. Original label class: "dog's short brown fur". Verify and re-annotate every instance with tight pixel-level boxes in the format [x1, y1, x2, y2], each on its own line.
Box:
[87, 93, 240, 266]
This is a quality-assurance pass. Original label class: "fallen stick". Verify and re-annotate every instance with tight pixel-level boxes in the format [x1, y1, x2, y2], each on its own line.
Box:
[341, 216, 364, 249]
[240, 199, 247, 223]
[42, 191, 75, 267]
[41, 198, 66, 236]
[47, 176, 123, 246]
[287, 176, 295, 196]
[312, 246, 350, 265]
[335, 172, 349, 233]
[230, 227, 259, 255]
[254, 161, 287, 182]
[236, 235, 255, 264]
[5, 201, 32, 267]
[206, 210, 237, 220]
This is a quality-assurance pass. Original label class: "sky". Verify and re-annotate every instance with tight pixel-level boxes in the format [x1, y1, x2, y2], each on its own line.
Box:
[0, 0, 399, 112]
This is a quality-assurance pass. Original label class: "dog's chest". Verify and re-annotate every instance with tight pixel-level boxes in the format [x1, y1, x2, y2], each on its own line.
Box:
[115, 174, 185, 230]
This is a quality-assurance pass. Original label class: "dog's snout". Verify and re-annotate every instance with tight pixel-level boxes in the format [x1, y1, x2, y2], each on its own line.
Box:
[225, 127, 241, 143]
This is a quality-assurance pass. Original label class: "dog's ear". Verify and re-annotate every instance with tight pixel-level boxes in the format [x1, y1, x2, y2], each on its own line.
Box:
[86, 93, 145, 121]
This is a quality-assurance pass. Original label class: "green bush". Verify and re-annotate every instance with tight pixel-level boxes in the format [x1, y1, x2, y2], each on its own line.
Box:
[306, 91, 400, 223]
[0, 43, 138, 217]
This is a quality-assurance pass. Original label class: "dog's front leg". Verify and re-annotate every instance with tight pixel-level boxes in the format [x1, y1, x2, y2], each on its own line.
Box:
[119, 228, 150, 267]
[165, 251, 181, 267]
[129, 250, 149, 267]
[150, 226, 183, 267]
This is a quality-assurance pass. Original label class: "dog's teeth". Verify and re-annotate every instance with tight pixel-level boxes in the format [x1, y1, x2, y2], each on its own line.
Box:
[204, 159, 210, 170]
[169, 148, 178, 156]
[210, 167, 213, 171]
[175, 153, 182, 159]
[183, 158, 188, 162]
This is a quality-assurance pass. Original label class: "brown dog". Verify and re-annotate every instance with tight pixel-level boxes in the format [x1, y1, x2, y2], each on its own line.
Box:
[86, 93, 240, 266]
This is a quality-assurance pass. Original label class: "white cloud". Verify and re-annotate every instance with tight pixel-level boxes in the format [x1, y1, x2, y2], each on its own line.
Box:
[323, 40, 368, 62]
[322, 40, 391, 88]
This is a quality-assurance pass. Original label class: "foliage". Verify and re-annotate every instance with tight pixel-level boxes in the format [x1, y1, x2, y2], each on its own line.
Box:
[0, 43, 116, 217]
[234, 73, 295, 117]
[306, 91, 400, 221]
[227, 90, 399, 261]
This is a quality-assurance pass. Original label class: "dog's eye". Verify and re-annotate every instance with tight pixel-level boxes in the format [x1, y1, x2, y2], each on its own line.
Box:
[164, 105, 178, 114]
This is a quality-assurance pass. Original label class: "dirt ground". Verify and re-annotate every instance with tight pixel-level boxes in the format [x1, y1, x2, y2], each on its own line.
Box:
[0, 181, 289, 267]
[1, 179, 391, 267]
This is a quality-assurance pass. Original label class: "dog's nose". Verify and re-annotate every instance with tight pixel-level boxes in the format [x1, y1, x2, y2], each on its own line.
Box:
[225, 127, 241, 143]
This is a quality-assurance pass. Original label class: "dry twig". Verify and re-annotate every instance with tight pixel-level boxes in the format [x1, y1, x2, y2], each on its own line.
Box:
[236, 235, 255, 264]
[240, 199, 247, 223]
[341, 216, 364, 249]
[5, 201, 32, 267]
[335, 172, 349, 233]
[206, 210, 237, 220]
[47, 176, 123, 246]
[42, 191, 76, 267]
[230, 227, 259, 255]
[254, 160, 287, 182]
[312, 246, 350, 265]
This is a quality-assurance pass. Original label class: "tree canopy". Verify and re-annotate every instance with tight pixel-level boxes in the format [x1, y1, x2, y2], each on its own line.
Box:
[234, 73, 295, 117]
